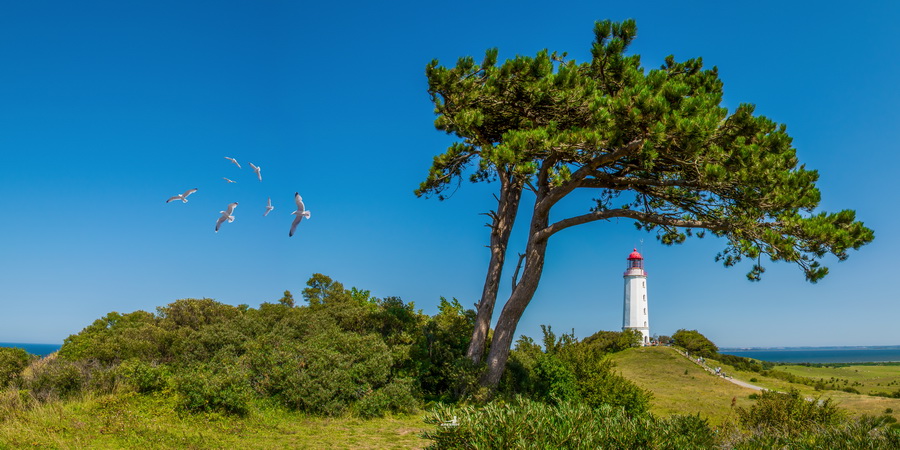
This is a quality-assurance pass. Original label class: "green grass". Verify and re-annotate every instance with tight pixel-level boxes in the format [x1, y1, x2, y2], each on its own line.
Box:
[692, 352, 900, 418]
[776, 364, 900, 395]
[0, 392, 427, 449]
[611, 347, 900, 424]
[608, 346, 756, 425]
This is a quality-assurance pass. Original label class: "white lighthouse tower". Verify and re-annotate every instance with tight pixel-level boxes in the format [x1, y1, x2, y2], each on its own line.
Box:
[623, 248, 650, 345]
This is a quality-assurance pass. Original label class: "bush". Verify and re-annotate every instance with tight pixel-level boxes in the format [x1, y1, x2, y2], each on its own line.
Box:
[353, 377, 420, 418]
[501, 328, 650, 414]
[559, 343, 650, 415]
[671, 329, 718, 358]
[118, 359, 171, 394]
[58, 310, 171, 364]
[19, 355, 86, 402]
[247, 324, 393, 415]
[174, 360, 252, 415]
[423, 396, 714, 448]
[736, 388, 843, 435]
[0, 347, 32, 388]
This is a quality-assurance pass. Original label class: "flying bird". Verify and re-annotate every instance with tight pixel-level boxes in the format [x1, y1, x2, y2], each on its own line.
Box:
[224, 156, 241, 168]
[223, 177, 236, 183]
[166, 188, 198, 203]
[289, 192, 311, 237]
[215, 202, 239, 232]
[264, 197, 274, 216]
[249, 162, 262, 181]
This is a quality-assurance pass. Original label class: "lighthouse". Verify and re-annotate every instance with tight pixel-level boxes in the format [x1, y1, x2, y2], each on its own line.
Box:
[623, 248, 650, 345]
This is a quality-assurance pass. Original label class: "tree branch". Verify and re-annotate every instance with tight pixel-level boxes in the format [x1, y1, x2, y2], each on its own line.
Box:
[538, 208, 730, 240]
[511, 252, 526, 291]
[539, 138, 644, 210]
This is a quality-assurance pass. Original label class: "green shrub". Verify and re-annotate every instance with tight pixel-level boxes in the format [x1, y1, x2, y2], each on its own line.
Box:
[353, 377, 420, 418]
[174, 360, 252, 415]
[725, 415, 900, 448]
[20, 356, 86, 401]
[247, 324, 393, 415]
[58, 310, 171, 364]
[423, 396, 714, 448]
[558, 343, 650, 415]
[0, 347, 32, 388]
[736, 388, 843, 435]
[501, 329, 650, 414]
[118, 359, 171, 394]
[413, 298, 476, 401]
[532, 355, 579, 404]
[672, 329, 718, 359]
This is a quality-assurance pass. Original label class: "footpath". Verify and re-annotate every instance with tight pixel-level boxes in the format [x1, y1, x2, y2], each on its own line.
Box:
[672, 347, 766, 391]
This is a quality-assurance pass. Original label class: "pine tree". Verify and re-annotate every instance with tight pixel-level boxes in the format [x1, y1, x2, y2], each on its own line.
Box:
[418, 19, 874, 388]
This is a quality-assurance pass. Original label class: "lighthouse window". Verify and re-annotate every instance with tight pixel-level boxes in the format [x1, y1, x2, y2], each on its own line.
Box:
[643, 294, 646, 301]
[643, 308, 646, 315]
[642, 281, 645, 288]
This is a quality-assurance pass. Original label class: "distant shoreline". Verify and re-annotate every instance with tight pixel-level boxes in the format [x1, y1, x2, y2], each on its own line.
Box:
[0, 342, 62, 357]
[719, 346, 900, 364]
[720, 345, 900, 351]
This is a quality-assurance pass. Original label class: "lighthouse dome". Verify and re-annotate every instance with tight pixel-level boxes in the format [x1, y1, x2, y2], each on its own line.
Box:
[627, 248, 643, 260]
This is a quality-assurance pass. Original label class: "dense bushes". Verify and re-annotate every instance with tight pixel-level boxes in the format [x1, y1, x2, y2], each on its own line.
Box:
[0, 347, 31, 388]
[423, 395, 900, 449]
[7, 273, 479, 418]
[502, 326, 651, 415]
[423, 396, 714, 449]
[735, 388, 843, 434]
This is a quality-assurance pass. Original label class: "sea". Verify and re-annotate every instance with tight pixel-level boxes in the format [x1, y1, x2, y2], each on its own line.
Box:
[0, 342, 62, 357]
[719, 346, 900, 364]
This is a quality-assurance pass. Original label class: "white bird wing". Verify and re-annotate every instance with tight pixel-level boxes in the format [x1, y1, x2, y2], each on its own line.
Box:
[223, 177, 235, 183]
[215, 214, 227, 232]
[225, 156, 241, 168]
[263, 197, 273, 216]
[224, 202, 238, 215]
[182, 188, 198, 198]
[166, 195, 181, 203]
[267, 197, 272, 207]
[289, 214, 304, 237]
[294, 192, 305, 211]
[249, 163, 261, 181]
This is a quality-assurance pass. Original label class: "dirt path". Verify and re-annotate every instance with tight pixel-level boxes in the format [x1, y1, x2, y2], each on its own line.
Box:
[672, 347, 767, 391]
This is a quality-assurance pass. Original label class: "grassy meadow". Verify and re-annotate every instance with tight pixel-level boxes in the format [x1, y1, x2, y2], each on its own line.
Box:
[777, 363, 900, 395]
[676, 351, 900, 418]
[0, 392, 427, 449]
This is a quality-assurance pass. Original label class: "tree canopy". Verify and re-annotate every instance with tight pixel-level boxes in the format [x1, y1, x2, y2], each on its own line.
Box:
[419, 19, 874, 388]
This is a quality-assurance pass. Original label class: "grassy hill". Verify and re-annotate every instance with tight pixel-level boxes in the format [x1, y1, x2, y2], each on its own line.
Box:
[608, 346, 756, 425]
[610, 346, 900, 424]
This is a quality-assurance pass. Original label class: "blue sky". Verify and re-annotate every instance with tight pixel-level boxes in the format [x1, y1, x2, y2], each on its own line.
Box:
[1, 1, 898, 348]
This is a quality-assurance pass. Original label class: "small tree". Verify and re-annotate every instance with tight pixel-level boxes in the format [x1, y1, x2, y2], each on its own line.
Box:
[671, 329, 718, 358]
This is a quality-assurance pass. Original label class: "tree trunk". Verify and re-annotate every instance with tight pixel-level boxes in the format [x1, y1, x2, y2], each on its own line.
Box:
[479, 205, 550, 388]
[466, 174, 522, 363]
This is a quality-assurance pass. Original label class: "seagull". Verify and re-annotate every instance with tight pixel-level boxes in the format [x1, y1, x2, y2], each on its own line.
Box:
[224, 156, 241, 169]
[289, 192, 311, 237]
[223, 177, 236, 183]
[249, 162, 262, 181]
[264, 197, 274, 216]
[215, 202, 238, 232]
[166, 188, 198, 203]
